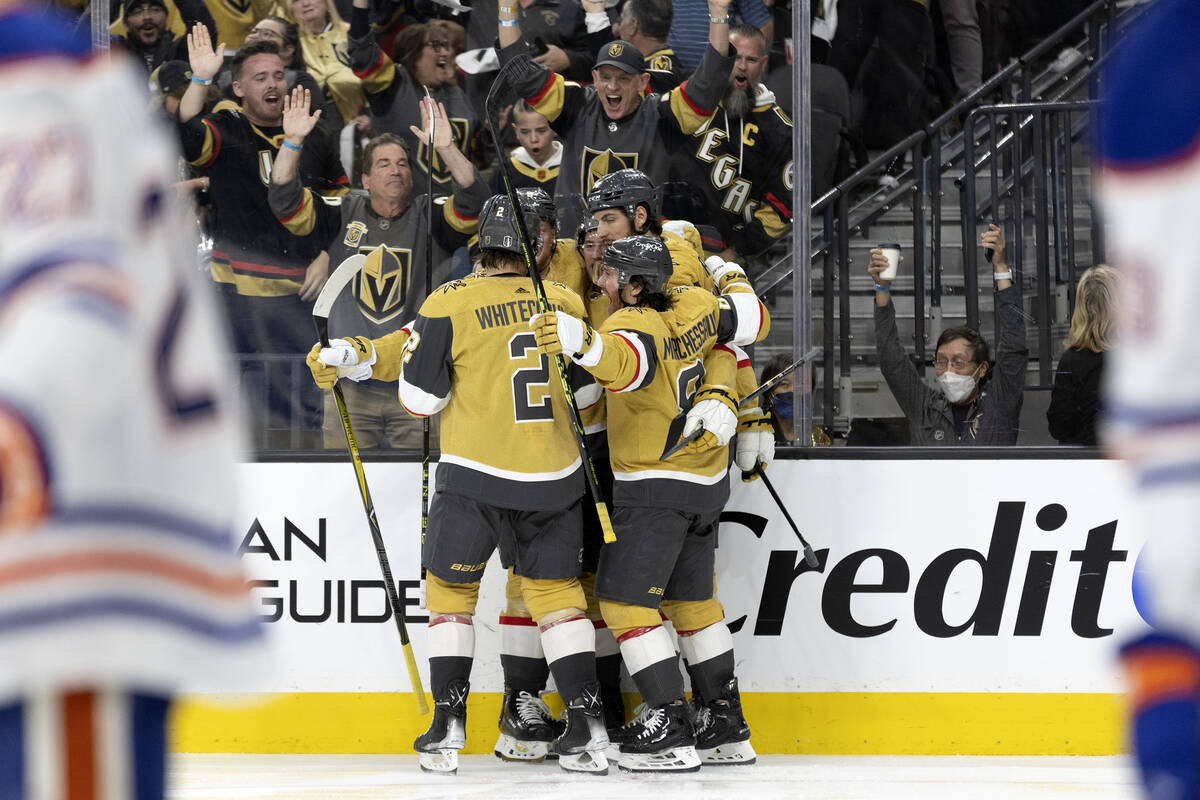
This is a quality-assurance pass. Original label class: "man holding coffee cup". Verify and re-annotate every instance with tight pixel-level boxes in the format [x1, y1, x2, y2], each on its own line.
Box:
[867, 224, 1028, 445]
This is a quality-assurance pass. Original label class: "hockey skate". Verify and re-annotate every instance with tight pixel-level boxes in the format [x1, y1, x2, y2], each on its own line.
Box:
[605, 701, 651, 762]
[695, 678, 756, 765]
[616, 699, 701, 773]
[493, 688, 560, 763]
[555, 682, 611, 775]
[414, 679, 468, 774]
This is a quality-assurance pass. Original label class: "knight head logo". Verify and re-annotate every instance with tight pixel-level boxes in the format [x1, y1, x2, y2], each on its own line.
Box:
[354, 245, 410, 324]
[608, 42, 624, 58]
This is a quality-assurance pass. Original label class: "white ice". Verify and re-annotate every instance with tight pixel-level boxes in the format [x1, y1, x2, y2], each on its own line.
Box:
[169, 754, 1141, 799]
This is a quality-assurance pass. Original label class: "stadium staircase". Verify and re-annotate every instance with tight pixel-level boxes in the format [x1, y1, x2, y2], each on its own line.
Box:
[756, 0, 1150, 446]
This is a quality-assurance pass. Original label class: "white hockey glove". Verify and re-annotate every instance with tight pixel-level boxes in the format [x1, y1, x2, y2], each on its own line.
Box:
[736, 413, 776, 481]
[306, 336, 376, 389]
[702, 255, 749, 291]
[682, 385, 738, 454]
[531, 311, 601, 365]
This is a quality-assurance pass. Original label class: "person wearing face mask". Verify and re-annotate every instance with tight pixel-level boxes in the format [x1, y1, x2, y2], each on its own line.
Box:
[868, 224, 1028, 445]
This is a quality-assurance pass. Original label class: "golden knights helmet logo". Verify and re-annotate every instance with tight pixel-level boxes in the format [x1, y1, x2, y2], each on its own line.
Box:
[416, 117, 470, 184]
[581, 147, 639, 194]
[607, 42, 625, 58]
[354, 246, 410, 324]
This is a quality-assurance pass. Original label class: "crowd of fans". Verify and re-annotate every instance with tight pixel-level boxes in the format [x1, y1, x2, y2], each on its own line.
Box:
[44, 0, 1102, 448]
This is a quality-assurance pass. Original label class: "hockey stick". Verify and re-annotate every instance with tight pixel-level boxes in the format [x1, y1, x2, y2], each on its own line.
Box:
[484, 57, 616, 543]
[748, 462, 819, 568]
[314, 250, 429, 715]
[739, 346, 821, 407]
[419, 87, 435, 605]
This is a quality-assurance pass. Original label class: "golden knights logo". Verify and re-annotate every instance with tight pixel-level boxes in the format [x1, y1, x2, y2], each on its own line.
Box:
[580, 147, 639, 194]
[416, 117, 470, 184]
[343, 221, 368, 249]
[354, 246, 410, 324]
[257, 149, 274, 186]
[607, 42, 625, 58]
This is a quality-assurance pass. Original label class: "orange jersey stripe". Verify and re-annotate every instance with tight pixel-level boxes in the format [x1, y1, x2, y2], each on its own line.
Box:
[1124, 648, 1200, 710]
[63, 690, 96, 800]
[0, 550, 250, 597]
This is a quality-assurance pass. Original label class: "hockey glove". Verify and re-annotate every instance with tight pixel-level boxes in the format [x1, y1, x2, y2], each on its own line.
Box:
[703, 255, 751, 293]
[531, 311, 599, 364]
[682, 385, 738, 454]
[736, 413, 776, 481]
[305, 336, 376, 389]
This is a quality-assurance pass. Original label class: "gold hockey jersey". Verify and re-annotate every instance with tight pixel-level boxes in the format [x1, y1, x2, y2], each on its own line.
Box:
[396, 274, 594, 509]
[586, 285, 761, 513]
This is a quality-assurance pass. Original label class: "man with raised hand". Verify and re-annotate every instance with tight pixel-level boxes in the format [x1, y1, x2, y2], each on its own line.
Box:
[495, 0, 735, 234]
[179, 23, 348, 444]
[273, 92, 486, 448]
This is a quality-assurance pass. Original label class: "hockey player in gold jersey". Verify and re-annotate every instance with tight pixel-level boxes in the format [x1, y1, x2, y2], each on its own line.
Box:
[587, 168, 714, 292]
[307, 196, 610, 775]
[532, 235, 767, 772]
[587, 168, 777, 480]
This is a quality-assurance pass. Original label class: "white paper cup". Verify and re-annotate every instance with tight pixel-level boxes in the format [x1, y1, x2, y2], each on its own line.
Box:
[878, 243, 901, 280]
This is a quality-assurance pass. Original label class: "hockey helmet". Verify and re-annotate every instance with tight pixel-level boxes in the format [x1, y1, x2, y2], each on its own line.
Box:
[516, 187, 556, 232]
[600, 235, 670, 294]
[577, 214, 599, 245]
[586, 168, 660, 221]
[478, 194, 524, 254]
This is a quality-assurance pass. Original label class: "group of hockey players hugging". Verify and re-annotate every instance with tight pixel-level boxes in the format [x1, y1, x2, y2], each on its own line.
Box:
[308, 165, 774, 775]
[300, 0, 781, 778]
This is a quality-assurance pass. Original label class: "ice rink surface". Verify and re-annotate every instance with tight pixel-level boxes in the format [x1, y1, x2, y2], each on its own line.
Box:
[170, 754, 1141, 799]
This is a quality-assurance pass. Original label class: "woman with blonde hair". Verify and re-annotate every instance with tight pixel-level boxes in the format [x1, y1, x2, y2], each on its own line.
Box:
[1047, 264, 1119, 445]
[283, 0, 365, 126]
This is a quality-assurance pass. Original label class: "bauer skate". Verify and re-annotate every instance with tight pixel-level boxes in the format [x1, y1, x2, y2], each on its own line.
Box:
[493, 687, 560, 763]
[695, 677, 756, 765]
[414, 679, 468, 774]
[605, 701, 651, 763]
[617, 699, 700, 773]
[555, 682, 610, 774]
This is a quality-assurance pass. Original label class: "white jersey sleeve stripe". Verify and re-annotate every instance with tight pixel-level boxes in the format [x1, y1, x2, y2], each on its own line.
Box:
[609, 330, 652, 393]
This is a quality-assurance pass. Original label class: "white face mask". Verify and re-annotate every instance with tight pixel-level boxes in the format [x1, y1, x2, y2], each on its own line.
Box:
[938, 370, 977, 404]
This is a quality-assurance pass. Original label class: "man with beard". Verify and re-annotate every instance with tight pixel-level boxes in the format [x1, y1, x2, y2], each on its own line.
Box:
[111, 0, 198, 74]
[496, 0, 734, 236]
[348, 0, 477, 196]
[179, 27, 349, 444]
[671, 23, 792, 262]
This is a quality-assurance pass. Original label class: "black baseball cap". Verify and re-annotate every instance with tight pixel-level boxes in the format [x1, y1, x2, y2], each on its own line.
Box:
[594, 40, 644, 74]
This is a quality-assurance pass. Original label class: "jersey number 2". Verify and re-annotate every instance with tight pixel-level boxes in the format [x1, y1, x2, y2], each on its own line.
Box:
[509, 332, 553, 423]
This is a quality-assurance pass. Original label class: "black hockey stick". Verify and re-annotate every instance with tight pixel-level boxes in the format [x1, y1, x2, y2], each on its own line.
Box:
[739, 346, 821, 408]
[484, 57, 616, 543]
[748, 462, 819, 568]
[419, 87, 435, 604]
[314, 250, 429, 715]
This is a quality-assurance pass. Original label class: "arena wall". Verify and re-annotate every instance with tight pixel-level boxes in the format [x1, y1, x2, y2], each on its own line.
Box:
[172, 459, 1139, 754]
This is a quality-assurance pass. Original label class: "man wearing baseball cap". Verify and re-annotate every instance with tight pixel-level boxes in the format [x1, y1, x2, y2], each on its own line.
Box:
[495, 0, 735, 234]
[111, 0, 196, 74]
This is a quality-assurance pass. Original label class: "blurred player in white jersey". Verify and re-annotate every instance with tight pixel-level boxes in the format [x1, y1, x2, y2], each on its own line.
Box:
[0, 5, 266, 798]
[1097, 1, 1200, 797]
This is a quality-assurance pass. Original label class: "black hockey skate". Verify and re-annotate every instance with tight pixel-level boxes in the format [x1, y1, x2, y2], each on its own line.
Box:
[616, 699, 700, 773]
[605, 701, 651, 761]
[695, 677, 756, 765]
[414, 679, 468, 774]
[493, 687, 560, 763]
[555, 682, 610, 774]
